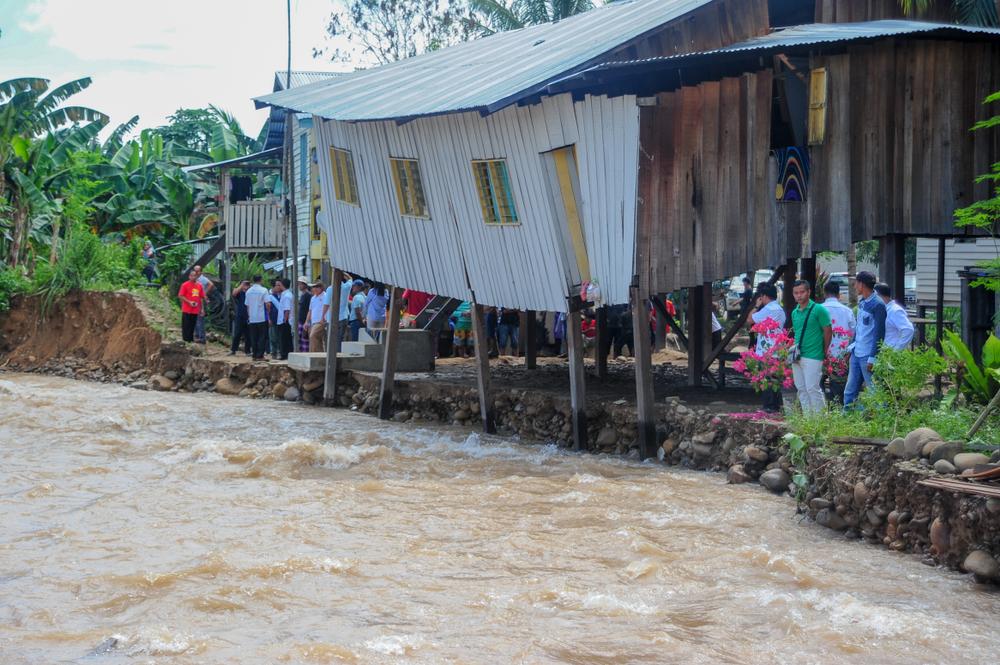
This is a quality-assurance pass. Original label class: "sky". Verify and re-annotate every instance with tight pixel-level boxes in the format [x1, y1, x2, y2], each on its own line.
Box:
[0, 0, 349, 139]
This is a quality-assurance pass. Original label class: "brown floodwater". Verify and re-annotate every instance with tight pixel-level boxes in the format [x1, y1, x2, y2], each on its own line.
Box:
[1, 373, 998, 664]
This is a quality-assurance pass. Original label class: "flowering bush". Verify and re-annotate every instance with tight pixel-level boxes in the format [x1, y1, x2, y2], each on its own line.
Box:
[823, 325, 853, 379]
[733, 318, 794, 393]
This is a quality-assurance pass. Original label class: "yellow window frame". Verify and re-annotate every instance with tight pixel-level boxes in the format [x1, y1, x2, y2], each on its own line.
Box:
[472, 159, 519, 226]
[330, 147, 359, 206]
[389, 157, 429, 218]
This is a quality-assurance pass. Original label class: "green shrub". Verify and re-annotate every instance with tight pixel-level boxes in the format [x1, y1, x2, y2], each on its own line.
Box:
[0, 265, 31, 312]
[157, 244, 193, 296]
[230, 253, 267, 284]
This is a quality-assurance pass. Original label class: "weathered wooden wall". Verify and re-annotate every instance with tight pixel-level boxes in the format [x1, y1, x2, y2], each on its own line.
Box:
[806, 39, 1000, 254]
[636, 70, 782, 295]
[609, 0, 771, 60]
[814, 0, 954, 22]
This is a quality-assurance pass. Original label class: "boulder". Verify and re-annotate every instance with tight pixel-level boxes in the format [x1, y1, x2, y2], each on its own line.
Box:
[930, 518, 950, 555]
[963, 550, 1000, 582]
[214, 377, 244, 396]
[954, 452, 990, 473]
[692, 430, 717, 445]
[692, 442, 714, 459]
[988, 498, 1000, 515]
[727, 464, 752, 484]
[759, 468, 791, 493]
[933, 459, 957, 475]
[660, 439, 678, 456]
[596, 427, 618, 447]
[886, 438, 909, 459]
[302, 378, 324, 393]
[853, 481, 869, 508]
[452, 409, 470, 422]
[929, 441, 964, 465]
[922, 440, 947, 459]
[163, 370, 180, 381]
[809, 497, 832, 511]
[149, 374, 175, 391]
[815, 508, 848, 531]
[744, 446, 769, 462]
[391, 410, 410, 422]
[283, 386, 300, 402]
[904, 427, 941, 457]
[270, 383, 285, 399]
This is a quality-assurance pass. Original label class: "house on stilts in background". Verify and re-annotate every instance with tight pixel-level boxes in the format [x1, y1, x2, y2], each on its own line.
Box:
[256, 0, 1000, 458]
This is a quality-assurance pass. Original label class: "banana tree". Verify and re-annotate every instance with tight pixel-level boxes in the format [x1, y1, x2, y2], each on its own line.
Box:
[898, 0, 1000, 25]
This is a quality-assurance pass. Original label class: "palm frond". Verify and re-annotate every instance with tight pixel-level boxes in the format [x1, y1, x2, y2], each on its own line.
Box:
[953, 0, 1000, 26]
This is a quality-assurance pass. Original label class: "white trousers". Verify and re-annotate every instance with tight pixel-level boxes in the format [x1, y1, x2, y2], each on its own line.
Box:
[792, 357, 826, 414]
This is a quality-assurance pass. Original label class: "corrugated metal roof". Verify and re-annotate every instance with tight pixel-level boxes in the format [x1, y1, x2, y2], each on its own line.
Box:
[181, 147, 282, 173]
[253, 0, 716, 122]
[264, 71, 343, 149]
[565, 20, 1000, 76]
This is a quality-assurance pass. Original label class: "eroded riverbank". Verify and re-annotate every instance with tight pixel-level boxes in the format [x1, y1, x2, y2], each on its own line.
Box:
[2, 373, 999, 664]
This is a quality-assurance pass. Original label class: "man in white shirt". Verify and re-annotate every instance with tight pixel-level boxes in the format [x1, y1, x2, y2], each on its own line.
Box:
[244, 275, 270, 361]
[875, 283, 914, 351]
[749, 282, 786, 413]
[321, 273, 355, 353]
[822, 281, 856, 403]
[305, 282, 327, 352]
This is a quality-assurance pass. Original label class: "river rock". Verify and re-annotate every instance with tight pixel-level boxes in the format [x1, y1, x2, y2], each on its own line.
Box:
[745, 446, 769, 462]
[904, 427, 941, 457]
[692, 442, 714, 459]
[214, 377, 244, 396]
[452, 409, 469, 422]
[816, 508, 848, 531]
[661, 438, 677, 456]
[886, 438, 910, 459]
[163, 370, 180, 381]
[987, 498, 1000, 514]
[853, 481, 869, 508]
[692, 430, 717, 445]
[930, 518, 950, 555]
[759, 468, 790, 493]
[929, 441, 964, 465]
[933, 459, 957, 475]
[283, 386, 300, 402]
[809, 497, 832, 511]
[149, 374, 175, 391]
[964, 550, 1000, 582]
[954, 453, 989, 472]
[727, 464, 752, 484]
[596, 427, 618, 447]
[392, 410, 410, 422]
[302, 378, 324, 393]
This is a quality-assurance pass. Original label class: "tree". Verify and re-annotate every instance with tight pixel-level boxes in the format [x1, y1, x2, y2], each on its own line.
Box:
[153, 108, 218, 154]
[898, 0, 999, 25]
[314, 0, 473, 65]
[468, 0, 596, 35]
[954, 90, 1000, 292]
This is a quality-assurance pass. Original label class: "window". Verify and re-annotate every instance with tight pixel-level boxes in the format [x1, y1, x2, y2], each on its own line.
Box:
[807, 67, 827, 145]
[472, 160, 518, 225]
[330, 147, 359, 205]
[389, 158, 429, 218]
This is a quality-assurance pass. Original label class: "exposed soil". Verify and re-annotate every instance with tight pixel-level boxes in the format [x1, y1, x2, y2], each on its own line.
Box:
[0, 291, 162, 372]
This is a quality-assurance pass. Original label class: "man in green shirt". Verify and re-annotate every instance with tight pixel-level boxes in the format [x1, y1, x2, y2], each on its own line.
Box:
[791, 279, 832, 414]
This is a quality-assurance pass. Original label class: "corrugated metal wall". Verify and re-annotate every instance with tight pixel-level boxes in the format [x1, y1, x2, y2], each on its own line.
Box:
[315, 93, 639, 311]
[915, 237, 1000, 306]
[290, 114, 315, 279]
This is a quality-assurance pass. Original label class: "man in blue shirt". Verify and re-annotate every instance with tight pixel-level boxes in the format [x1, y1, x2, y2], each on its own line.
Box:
[843, 270, 886, 407]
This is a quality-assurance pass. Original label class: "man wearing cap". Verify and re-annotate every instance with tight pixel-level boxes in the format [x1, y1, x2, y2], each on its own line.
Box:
[296, 275, 312, 352]
[305, 281, 327, 352]
[844, 270, 887, 407]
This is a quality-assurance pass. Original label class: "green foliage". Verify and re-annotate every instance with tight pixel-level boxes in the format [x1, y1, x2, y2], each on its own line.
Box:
[31, 227, 141, 315]
[942, 329, 1000, 403]
[782, 432, 811, 500]
[157, 244, 193, 296]
[230, 254, 267, 284]
[898, 0, 999, 25]
[870, 345, 947, 415]
[0, 265, 30, 312]
[468, 0, 596, 35]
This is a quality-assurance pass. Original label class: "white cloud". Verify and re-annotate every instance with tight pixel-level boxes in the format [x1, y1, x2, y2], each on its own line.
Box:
[13, 0, 346, 135]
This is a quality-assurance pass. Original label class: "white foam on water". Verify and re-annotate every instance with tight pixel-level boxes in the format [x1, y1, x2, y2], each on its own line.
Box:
[363, 633, 424, 655]
[110, 626, 203, 656]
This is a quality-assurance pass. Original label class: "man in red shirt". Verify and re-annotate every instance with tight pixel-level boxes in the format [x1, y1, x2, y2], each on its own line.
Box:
[178, 270, 207, 343]
[401, 289, 432, 317]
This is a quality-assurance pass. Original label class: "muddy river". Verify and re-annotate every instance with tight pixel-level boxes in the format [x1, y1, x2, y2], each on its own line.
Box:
[1, 374, 998, 664]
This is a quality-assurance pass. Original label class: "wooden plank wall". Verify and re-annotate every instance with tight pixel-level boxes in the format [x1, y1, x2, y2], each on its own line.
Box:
[314, 92, 640, 312]
[814, 0, 953, 22]
[637, 69, 779, 295]
[805, 40, 1000, 256]
[610, 0, 770, 60]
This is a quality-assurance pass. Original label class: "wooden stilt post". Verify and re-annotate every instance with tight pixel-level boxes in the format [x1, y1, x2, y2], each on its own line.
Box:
[632, 287, 656, 460]
[781, 259, 797, 321]
[934, 238, 946, 396]
[517, 310, 528, 357]
[323, 268, 343, 405]
[653, 292, 668, 350]
[687, 286, 705, 387]
[471, 302, 496, 433]
[566, 308, 588, 451]
[595, 306, 608, 379]
[879, 234, 906, 303]
[377, 286, 402, 420]
[524, 309, 537, 370]
[800, 255, 817, 297]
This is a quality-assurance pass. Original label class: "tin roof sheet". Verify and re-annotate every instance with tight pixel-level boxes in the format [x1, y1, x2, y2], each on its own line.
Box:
[253, 0, 715, 122]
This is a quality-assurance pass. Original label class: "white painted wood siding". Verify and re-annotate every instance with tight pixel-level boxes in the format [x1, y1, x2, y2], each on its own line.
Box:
[916, 237, 1000, 306]
[313, 93, 639, 312]
[290, 115, 313, 276]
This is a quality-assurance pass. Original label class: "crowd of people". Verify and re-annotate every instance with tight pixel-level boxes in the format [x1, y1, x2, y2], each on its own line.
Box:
[748, 270, 916, 414]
